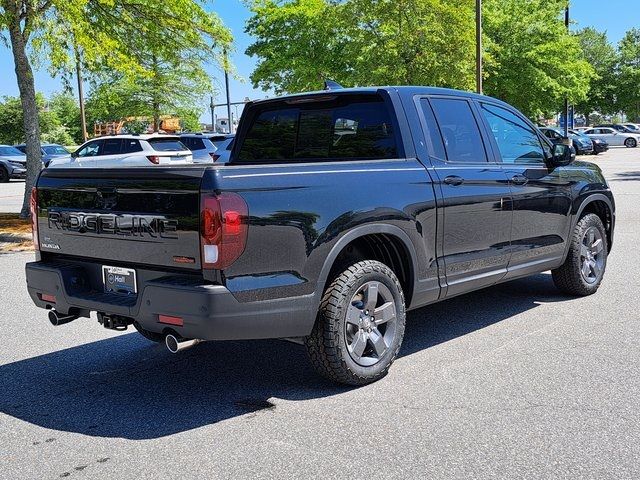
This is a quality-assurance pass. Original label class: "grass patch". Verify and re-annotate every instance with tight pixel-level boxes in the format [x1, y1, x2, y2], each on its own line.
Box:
[0, 213, 33, 252]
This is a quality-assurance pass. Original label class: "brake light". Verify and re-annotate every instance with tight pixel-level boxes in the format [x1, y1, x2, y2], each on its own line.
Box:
[200, 193, 248, 269]
[211, 153, 221, 162]
[30, 187, 39, 251]
[147, 155, 160, 164]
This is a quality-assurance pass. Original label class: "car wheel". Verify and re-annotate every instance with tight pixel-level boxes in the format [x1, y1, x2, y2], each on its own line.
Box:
[133, 321, 165, 343]
[624, 137, 637, 148]
[0, 166, 8, 183]
[305, 260, 406, 386]
[552, 213, 607, 296]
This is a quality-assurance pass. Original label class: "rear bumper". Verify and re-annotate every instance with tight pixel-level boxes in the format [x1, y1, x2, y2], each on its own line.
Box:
[25, 260, 317, 341]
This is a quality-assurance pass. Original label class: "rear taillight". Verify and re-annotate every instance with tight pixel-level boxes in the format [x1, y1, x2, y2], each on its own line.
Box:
[211, 153, 221, 162]
[147, 155, 160, 164]
[200, 193, 248, 269]
[30, 187, 39, 251]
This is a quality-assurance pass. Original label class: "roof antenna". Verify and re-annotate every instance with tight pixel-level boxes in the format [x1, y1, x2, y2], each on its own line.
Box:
[324, 79, 344, 90]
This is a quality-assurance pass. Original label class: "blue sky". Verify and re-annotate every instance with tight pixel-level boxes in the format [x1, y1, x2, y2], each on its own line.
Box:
[0, 0, 638, 122]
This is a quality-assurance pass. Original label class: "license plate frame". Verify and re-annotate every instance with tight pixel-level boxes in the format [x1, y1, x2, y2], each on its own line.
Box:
[102, 265, 137, 295]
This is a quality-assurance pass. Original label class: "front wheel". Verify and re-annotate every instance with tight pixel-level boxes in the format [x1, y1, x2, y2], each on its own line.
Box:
[0, 166, 8, 183]
[552, 213, 608, 296]
[624, 137, 637, 148]
[305, 260, 406, 385]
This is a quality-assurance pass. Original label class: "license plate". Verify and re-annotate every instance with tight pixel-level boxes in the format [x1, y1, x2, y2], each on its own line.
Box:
[102, 266, 137, 295]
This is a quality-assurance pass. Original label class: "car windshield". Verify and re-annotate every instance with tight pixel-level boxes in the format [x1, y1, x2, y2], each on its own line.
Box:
[148, 138, 188, 152]
[43, 145, 70, 155]
[0, 146, 25, 156]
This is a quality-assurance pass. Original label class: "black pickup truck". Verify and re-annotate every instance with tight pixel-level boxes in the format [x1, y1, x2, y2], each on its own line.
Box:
[26, 87, 615, 385]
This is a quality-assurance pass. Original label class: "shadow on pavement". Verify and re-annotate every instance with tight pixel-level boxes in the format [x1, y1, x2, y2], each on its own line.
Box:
[609, 170, 640, 182]
[0, 273, 567, 439]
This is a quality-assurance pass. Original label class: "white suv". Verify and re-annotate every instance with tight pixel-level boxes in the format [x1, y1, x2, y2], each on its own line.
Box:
[49, 135, 193, 168]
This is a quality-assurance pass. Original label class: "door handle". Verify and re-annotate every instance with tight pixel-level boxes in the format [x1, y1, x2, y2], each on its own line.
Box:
[443, 175, 464, 186]
[511, 174, 528, 186]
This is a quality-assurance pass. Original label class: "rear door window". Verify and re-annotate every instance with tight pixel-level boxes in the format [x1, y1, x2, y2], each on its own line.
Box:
[100, 139, 123, 156]
[122, 139, 143, 153]
[429, 98, 488, 163]
[148, 138, 188, 152]
[237, 95, 398, 163]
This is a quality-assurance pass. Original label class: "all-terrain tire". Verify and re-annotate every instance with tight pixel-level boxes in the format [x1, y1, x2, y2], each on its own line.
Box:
[305, 260, 406, 386]
[552, 213, 608, 296]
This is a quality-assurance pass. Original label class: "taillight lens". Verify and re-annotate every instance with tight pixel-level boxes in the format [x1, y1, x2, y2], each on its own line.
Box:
[147, 155, 160, 164]
[30, 187, 39, 251]
[200, 193, 248, 269]
[211, 153, 221, 162]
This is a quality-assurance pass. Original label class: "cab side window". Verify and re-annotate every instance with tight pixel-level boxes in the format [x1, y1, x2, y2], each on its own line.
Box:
[429, 98, 487, 163]
[480, 103, 544, 165]
[76, 140, 102, 157]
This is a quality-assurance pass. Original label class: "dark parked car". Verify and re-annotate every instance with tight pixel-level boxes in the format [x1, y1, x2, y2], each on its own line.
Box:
[0, 145, 26, 181]
[540, 127, 593, 155]
[569, 129, 608, 154]
[26, 86, 615, 385]
[15, 143, 71, 167]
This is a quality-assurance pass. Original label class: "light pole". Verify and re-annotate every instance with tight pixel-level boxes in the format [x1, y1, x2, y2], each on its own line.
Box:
[476, 0, 483, 94]
[223, 48, 232, 134]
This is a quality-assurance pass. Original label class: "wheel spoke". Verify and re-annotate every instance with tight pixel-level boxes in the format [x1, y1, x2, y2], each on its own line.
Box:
[580, 244, 590, 258]
[364, 283, 378, 312]
[350, 331, 368, 358]
[373, 301, 395, 325]
[346, 304, 361, 326]
[587, 229, 595, 245]
[369, 328, 387, 357]
[582, 260, 591, 278]
[591, 238, 603, 254]
[591, 260, 601, 278]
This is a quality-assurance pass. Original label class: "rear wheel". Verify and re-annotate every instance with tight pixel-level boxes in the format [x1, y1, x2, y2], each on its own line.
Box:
[552, 213, 607, 296]
[624, 137, 637, 148]
[0, 166, 8, 183]
[133, 321, 164, 343]
[305, 260, 406, 385]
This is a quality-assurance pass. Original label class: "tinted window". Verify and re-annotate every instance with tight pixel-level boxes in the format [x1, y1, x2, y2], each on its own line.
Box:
[430, 98, 487, 163]
[182, 137, 206, 150]
[14, 146, 27, 154]
[76, 140, 102, 157]
[148, 138, 187, 151]
[480, 103, 544, 164]
[0, 146, 25, 156]
[419, 99, 446, 160]
[122, 139, 143, 153]
[43, 145, 70, 155]
[100, 139, 122, 156]
[237, 96, 398, 163]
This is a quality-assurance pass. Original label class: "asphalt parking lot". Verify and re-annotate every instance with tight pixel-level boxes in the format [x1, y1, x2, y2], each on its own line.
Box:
[1, 148, 639, 479]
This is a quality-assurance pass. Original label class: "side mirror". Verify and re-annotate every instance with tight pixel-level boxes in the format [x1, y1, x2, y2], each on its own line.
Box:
[551, 143, 574, 167]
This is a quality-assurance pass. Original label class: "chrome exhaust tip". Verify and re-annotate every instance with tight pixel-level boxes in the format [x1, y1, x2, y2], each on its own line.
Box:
[48, 310, 78, 326]
[165, 334, 201, 354]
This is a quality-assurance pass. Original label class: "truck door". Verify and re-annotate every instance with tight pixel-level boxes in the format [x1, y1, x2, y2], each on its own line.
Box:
[417, 96, 512, 298]
[476, 101, 573, 277]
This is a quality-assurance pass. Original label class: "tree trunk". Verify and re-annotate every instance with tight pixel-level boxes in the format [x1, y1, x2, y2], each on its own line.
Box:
[8, 18, 42, 218]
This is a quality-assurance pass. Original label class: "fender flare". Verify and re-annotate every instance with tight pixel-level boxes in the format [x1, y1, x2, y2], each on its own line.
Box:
[564, 193, 615, 259]
[313, 223, 419, 302]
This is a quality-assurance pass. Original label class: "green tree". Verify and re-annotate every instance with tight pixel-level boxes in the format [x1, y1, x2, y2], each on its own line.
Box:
[572, 27, 618, 123]
[617, 28, 640, 122]
[0, 94, 64, 145]
[0, 0, 231, 217]
[49, 92, 82, 144]
[246, 0, 476, 93]
[482, 0, 595, 118]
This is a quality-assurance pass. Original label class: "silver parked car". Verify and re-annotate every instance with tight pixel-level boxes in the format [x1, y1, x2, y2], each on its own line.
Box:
[14, 143, 71, 167]
[583, 127, 639, 148]
[0, 145, 27, 182]
[178, 134, 218, 163]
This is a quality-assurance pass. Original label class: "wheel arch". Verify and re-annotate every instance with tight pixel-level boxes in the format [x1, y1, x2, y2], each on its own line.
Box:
[315, 224, 418, 308]
[573, 194, 615, 253]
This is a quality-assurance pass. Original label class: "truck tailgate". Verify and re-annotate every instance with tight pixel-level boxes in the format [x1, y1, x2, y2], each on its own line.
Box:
[35, 167, 204, 270]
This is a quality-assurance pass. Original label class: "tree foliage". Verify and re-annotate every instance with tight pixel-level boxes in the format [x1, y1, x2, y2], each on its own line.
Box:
[482, 0, 594, 118]
[617, 28, 640, 122]
[0, 94, 72, 145]
[572, 27, 618, 122]
[246, 0, 477, 93]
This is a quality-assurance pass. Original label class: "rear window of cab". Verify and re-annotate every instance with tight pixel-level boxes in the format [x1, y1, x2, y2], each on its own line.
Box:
[236, 94, 399, 163]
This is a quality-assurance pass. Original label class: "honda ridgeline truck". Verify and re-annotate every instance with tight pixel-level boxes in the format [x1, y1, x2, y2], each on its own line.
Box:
[26, 87, 615, 385]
